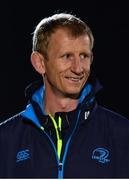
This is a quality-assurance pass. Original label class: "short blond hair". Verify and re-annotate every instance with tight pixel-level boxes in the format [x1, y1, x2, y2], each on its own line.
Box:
[32, 13, 94, 59]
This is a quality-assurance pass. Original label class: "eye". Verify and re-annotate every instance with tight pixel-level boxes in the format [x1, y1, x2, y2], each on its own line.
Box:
[80, 53, 91, 60]
[61, 53, 72, 60]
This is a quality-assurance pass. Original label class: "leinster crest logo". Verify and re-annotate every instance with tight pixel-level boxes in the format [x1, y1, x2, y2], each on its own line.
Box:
[92, 147, 110, 164]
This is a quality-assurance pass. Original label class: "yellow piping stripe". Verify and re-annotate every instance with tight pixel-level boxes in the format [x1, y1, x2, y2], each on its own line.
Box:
[49, 114, 62, 160]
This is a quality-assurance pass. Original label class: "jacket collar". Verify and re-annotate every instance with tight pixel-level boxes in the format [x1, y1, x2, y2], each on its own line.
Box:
[21, 76, 102, 127]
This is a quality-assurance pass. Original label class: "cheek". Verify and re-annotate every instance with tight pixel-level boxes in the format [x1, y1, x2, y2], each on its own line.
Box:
[45, 62, 57, 75]
[46, 66, 61, 82]
[84, 64, 91, 73]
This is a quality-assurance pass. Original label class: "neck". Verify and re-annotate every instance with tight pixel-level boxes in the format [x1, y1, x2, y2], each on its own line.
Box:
[44, 91, 78, 116]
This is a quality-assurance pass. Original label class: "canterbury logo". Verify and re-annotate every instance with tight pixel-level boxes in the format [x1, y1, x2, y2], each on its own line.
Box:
[16, 149, 30, 162]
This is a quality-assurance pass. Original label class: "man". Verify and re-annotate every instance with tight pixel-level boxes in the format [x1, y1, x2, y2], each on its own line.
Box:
[0, 13, 129, 178]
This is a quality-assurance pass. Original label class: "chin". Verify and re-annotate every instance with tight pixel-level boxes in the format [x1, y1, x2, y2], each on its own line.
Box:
[64, 89, 82, 98]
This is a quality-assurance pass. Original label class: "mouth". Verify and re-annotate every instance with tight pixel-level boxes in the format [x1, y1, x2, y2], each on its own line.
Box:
[65, 76, 83, 83]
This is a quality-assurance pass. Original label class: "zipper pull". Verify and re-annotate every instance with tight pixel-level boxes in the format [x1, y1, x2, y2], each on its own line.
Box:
[58, 162, 63, 171]
[58, 162, 63, 178]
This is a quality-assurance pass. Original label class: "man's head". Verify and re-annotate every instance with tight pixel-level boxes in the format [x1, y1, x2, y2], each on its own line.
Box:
[32, 13, 94, 59]
[31, 13, 94, 98]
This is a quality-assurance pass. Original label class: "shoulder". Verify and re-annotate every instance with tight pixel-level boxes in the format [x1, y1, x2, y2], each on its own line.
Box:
[96, 106, 129, 134]
[0, 113, 22, 128]
[93, 104, 129, 130]
[0, 112, 28, 137]
[92, 105, 129, 144]
[96, 105, 129, 121]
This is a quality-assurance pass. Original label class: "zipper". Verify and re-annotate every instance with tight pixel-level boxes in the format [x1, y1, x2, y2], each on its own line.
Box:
[40, 126, 64, 178]
[60, 110, 81, 178]
[40, 110, 81, 178]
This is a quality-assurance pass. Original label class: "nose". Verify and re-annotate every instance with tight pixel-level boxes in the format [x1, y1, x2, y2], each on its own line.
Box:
[71, 57, 83, 74]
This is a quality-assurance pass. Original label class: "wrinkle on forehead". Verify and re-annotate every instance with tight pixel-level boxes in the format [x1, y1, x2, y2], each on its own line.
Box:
[47, 28, 91, 56]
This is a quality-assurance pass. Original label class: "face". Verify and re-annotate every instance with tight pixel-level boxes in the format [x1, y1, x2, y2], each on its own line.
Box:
[43, 28, 93, 98]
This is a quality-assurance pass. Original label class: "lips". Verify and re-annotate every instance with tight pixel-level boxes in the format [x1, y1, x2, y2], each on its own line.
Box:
[65, 76, 83, 83]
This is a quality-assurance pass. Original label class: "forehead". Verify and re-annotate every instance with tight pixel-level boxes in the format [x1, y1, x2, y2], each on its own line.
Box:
[48, 28, 91, 50]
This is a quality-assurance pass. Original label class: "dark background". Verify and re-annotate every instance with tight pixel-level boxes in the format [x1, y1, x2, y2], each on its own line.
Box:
[0, 1, 129, 122]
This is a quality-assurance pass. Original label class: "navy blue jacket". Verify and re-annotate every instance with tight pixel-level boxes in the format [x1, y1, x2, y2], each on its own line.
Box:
[0, 79, 129, 178]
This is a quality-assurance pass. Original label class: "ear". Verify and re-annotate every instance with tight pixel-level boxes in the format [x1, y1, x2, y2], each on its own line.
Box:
[31, 52, 45, 75]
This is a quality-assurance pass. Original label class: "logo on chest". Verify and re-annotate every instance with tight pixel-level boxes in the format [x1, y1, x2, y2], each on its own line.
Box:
[16, 149, 30, 162]
[92, 147, 110, 164]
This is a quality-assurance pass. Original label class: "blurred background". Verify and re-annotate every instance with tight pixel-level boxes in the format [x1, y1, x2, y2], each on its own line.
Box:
[0, 0, 129, 122]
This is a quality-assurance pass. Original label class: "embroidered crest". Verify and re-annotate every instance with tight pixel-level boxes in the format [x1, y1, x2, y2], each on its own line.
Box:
[92, 147, 110, 164]
[16, 149, 30, 162]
